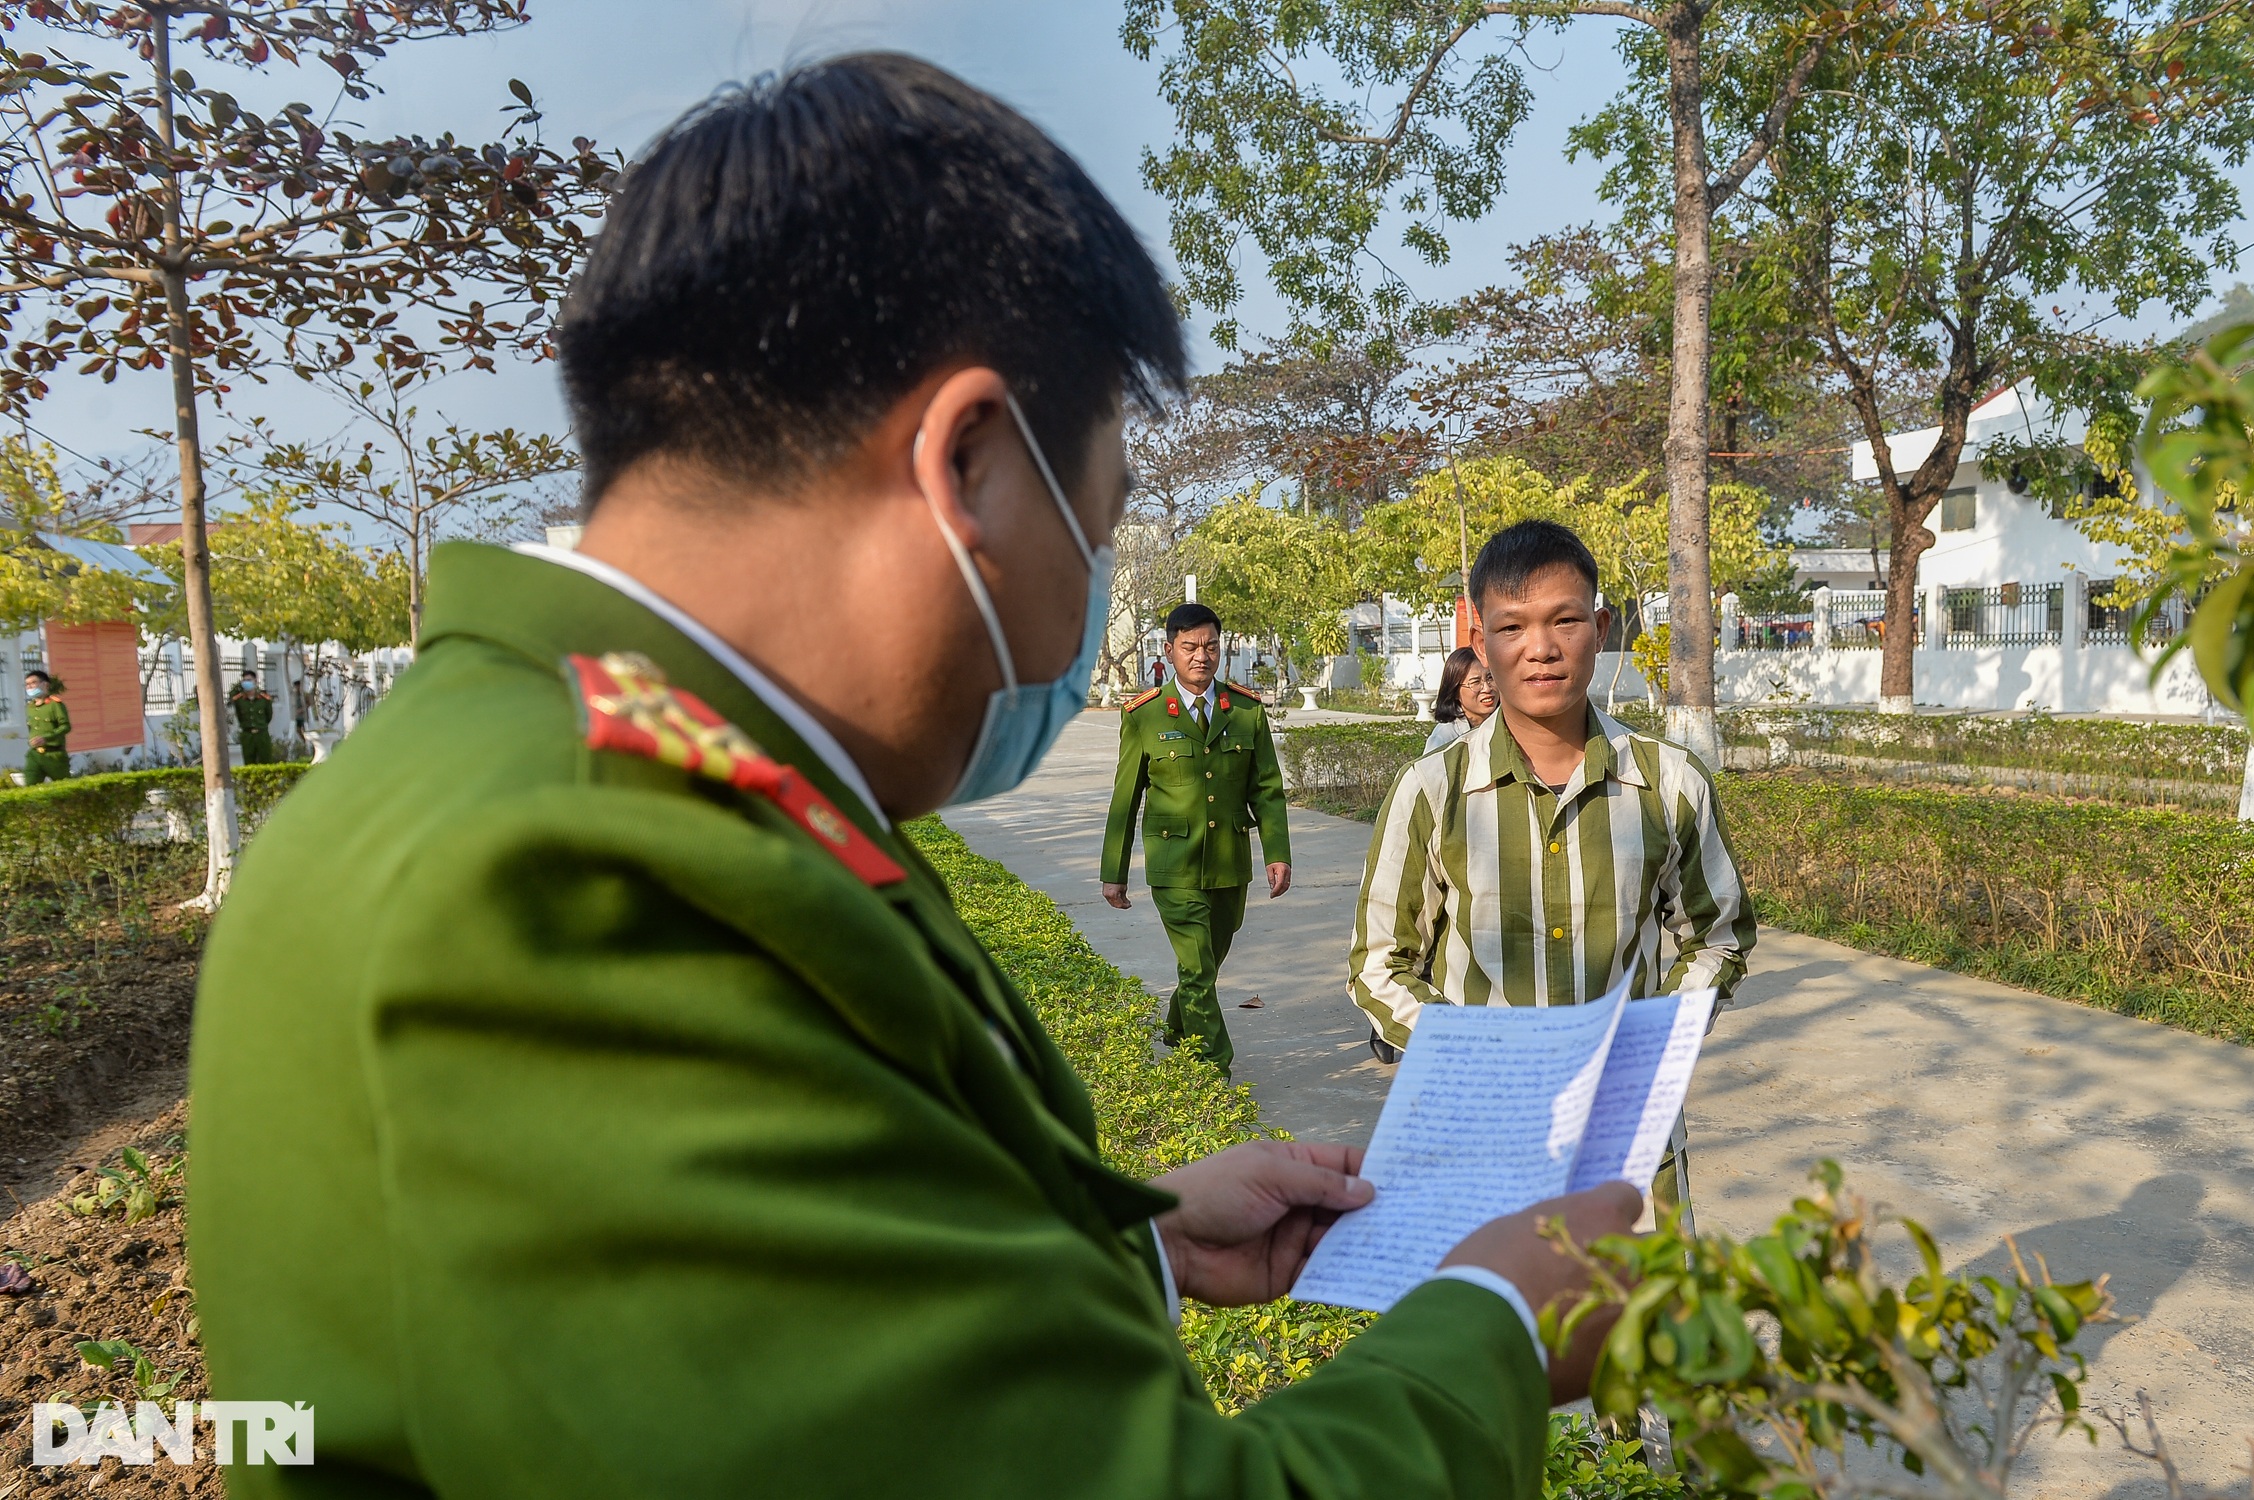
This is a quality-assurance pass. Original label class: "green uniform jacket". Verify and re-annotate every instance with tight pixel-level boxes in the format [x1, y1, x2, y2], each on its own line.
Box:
[188, 543, 1546, 1500]
[230, 687, 275, 735]
[25, 692, 68, 752]
[1101, 681, 1290, 889]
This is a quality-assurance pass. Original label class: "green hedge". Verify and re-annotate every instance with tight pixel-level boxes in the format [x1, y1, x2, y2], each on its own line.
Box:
[1275, 723, 1430, 822]
[1726, 774, 2254, 1045]
[0, 763, 312, 905]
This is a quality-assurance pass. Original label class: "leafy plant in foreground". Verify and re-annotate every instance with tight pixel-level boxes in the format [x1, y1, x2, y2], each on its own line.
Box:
[1546, 1162, 2111, 1499]
[75, 1337, 186, 1404]
[70, 1142, 185, 1227]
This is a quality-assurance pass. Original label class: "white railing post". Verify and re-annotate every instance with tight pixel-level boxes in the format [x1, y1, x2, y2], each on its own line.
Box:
[1929, 580, 1954, 649]
[2058, 575, 2082, 713]
[1811, 586, 1833, 652]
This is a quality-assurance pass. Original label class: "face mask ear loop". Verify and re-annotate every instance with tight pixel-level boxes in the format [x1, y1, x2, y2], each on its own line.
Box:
[1003, 393, 1096, 569]
[914, 427, 1019, 693]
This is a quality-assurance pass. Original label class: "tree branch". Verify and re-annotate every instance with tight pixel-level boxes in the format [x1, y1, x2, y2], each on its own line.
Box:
[1710, 36, 1828, 210]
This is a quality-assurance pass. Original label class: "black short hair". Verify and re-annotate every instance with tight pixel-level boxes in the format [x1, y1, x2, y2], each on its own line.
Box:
[23, 669, 49, 683]
[1469, 519, 1600, 608]
[1433, 646, 1481, 722]
[1165, 602, 1220, 640]
[559, 53, 1187, 504]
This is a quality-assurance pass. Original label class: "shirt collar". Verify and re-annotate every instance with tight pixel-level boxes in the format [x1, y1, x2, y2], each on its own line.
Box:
[1472, 705, 1631, 794]
[512, 543, 889, 829]
[1170, 676, 1215, 712]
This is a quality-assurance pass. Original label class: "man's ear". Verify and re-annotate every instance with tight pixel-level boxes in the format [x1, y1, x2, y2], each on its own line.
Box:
[906, 366, 1013, 554]
[1594, 604, 1613, 640]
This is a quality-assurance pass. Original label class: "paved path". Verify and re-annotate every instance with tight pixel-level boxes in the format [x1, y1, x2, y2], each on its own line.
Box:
[948, 714, 2254, 1497]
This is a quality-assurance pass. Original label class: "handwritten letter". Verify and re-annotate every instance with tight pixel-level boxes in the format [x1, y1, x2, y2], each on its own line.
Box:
[1568, 989, 1715, 1193]
[1291, 990, 1625, 1312]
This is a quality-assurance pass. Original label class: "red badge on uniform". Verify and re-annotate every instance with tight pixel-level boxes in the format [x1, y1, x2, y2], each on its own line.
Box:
[567, 652, 906, 888]
[1218, 694, 1231, 712]
[1167, 698, 1180, 717]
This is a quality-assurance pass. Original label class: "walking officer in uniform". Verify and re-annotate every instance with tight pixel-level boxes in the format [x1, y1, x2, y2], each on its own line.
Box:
[1101, 603, 1289, 1078]
[188, 54, 1638, 1500]
[21, 669, 69, 784]
[229, 670, 277, 765]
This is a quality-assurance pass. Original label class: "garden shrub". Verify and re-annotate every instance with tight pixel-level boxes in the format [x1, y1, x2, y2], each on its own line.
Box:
[0, 763, 311, 907]
[1274, 722, 1429, 820]
[1725, 773, 2254, 1044]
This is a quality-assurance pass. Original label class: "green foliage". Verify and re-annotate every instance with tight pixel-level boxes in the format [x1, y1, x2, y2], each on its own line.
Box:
[1275, 722, 1429, 819]
[1182, 494, 1356, 677]
[0, 438, 172, 631]
[1360, 458, 1781, 615]
[0, 763, 310, 906]
[1546, 1414, 1696, 1500]
[2137, 320, 2254, 712]
[1552, 1162, 2110, 1498]
[136, 489, 410, 651]
[69, 1141, 185, 1227]
[1631, 624, 1671, 699]
[1727, 774, 2254, 1045]
[74, 1337, 186, 1404]
[1122, 0, 1535, 340]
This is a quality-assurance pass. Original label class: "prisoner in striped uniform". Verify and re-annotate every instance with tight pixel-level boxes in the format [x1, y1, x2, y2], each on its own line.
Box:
[1347, 518, 1757, 1213]
[1348, 705, 1756, 1034]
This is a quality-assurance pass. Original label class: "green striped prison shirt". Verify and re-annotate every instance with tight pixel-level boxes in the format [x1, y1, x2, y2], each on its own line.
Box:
[1349, 706, 1757, 1046]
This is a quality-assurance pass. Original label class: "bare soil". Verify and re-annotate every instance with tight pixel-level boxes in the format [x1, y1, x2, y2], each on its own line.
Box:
[2, 894, 209, 1496]
[1, 1104, 209, 1499]
[1, 909, 203, 1210]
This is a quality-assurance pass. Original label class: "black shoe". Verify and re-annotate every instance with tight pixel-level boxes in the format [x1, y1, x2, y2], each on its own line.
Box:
[1369, 1030, 1400, 1065]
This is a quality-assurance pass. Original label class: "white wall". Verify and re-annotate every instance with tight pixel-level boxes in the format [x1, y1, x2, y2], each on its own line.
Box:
[1591, 644, 2225, 718]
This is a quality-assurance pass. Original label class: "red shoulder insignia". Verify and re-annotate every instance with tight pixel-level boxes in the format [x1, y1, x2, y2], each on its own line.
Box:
[1123, 685, 1164, 712]
[1226, 682, 1265, 705]
[567, 652, 905, 888]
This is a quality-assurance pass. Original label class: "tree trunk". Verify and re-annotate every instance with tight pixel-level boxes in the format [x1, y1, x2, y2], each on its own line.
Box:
[1661, 4, 1720, 768]
[1877, 496, 1931, 714]
[155, 12, 237, 908]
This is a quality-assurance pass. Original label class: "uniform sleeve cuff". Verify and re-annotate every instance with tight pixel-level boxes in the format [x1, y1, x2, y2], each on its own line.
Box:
[1421, 1266, 1546, 1371]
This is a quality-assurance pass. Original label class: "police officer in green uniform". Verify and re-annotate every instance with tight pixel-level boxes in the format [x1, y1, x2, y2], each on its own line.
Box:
[1101, 603, 1289, 1078]
[21, 669, 70, 784]
[188, 55, 1637, 1500]
[228, 670, 276, 764]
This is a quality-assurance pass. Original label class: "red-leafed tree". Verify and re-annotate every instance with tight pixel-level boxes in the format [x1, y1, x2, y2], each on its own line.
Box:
[0, 0, 615, 903]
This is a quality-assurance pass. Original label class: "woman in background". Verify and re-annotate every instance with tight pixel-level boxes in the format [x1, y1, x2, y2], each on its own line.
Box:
[1422, 646, 1496, 754]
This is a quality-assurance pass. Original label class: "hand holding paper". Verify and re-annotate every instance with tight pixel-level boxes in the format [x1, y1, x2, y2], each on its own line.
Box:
[1292, 981, 1716, 1313]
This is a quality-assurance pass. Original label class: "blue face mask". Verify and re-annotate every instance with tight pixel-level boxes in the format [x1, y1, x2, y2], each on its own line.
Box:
[921, 394, 1114, 807]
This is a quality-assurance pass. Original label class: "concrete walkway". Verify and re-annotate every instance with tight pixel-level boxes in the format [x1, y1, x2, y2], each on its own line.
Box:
[947, 713, 2254, 1497]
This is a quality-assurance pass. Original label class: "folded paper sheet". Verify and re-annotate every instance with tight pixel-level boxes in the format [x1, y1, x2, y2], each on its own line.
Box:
[1292, 983, 1716, 1312]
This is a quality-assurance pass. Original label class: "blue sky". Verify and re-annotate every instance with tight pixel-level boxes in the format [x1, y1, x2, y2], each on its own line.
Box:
[19, 0, 2252, 500]
[23, 0, 1639, 481]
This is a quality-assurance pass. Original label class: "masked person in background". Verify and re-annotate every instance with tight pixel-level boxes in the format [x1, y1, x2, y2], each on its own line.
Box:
[229, 671, 277, 765]
[188, 56, 1639, 1500]
[21, 669, 69, 784]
